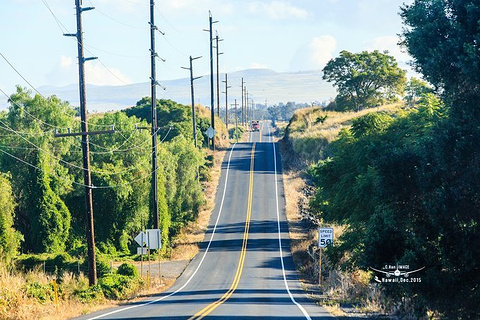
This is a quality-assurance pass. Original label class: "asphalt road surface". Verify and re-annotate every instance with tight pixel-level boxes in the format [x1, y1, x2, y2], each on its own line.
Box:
[76, 121, 333, 320]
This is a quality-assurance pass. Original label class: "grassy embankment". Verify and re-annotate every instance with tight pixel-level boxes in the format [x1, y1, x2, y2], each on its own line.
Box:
[280, 103, 403, 317]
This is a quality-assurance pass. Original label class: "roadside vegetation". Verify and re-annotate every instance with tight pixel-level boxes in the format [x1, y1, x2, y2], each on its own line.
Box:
[280, 1, 480, 318]
[0, 91, 230, 318]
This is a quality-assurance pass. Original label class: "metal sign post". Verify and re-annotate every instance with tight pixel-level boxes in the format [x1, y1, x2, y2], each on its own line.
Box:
[318, 227, 334, 286]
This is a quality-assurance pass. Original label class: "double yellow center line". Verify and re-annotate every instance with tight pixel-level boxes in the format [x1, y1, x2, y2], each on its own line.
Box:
[189, 143, 256, 320]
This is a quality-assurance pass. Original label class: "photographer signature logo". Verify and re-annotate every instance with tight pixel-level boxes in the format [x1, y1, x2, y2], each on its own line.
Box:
[370, 263, 424, 283]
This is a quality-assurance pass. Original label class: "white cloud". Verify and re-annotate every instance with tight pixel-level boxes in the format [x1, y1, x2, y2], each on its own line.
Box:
[248, 1, 308, 20]
[365, 36, 409, 62]
[51, 57, 131, 86]
[289, 35, 337, 71]
[84, 62, 132, 86]
[59, 56, 72, 68]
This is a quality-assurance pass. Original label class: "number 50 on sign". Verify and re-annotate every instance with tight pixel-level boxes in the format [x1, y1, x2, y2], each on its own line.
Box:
[318, 227, 334, 248]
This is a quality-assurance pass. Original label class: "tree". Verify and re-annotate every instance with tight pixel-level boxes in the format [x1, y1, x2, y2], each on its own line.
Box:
[0, 173, 22, 263]
[323, 50, 407, 111]
[400, 0, 480, 102]
[0, 87, 75, 253]
[404, 77, 434, 106]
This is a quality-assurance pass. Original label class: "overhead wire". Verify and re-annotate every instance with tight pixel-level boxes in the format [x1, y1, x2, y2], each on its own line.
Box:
[0, 126, 176, 190]
[0, 120, 146, 176]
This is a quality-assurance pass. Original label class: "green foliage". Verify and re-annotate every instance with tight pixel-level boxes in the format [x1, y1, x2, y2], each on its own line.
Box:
[323, 50, 407, 111]
[400, 1, 480, 103]
[98, 273, 142, 300]
[404, 77, 433, 106]
[0, 88, 209, 267]
[350, 112, 394, 138]
[124, 98, 194, 142]
[74, 284, 104, 304]
[0, 173, 22, 262]
[24, 281, 55, 303]
[0, 87, 75, 253]
[229, 126, 244, 140]
[30, 162, 71, 253]
[116, 263, 138, 278]
[162, 135, 205, 236]
[310, 85, 480, 317]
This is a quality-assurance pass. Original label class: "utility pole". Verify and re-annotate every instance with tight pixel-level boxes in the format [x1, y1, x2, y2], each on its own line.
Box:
[251, 99, 255, 121]
[241, 78, 244, 127]
[182, 56, 202, 148]
[222, 73, 231, 131]
[215, 31, 223, 118]
[149, 0, 159, 229]
[246, 90, 249, 125]
[63, 0, 99, 286]
[232, 99, 239, 141]
[204, 11, 218, 150]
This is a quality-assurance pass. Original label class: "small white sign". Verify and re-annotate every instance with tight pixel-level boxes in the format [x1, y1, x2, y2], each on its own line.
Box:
[318, 227, 334, 248]
[134, 231, 147, 247]
[205, 127, 216, 139]
[146, 229, 162, 250]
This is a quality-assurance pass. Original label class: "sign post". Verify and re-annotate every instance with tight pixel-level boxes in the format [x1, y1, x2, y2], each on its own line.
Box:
[134, 231, 147, 277]
[318, 227, 334, 286]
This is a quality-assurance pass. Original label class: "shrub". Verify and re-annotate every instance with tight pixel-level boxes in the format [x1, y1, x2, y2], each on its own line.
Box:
[117, 263, 138, 278]
[74, 284, 104, 304]
[99, 274, 143, 300]
[24, 281, 54, 303]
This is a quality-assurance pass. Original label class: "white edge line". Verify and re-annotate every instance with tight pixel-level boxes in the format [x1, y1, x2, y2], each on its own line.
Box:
[270, 126, 312, 320]
[87, 143, 238, 320]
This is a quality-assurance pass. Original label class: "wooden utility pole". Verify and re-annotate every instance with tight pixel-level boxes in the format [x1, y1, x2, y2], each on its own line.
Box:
[149, 0, 160, 229]
[241, 78, 244, 127]
[246, 90, 249, 125]
[222, 73, 231, 131]
[231, 99, 239, 142]
[205, 11, 218, 150]
[63, 0, 99, 286]
[215, 31, 223, 118]
[182, 56, 202, 148]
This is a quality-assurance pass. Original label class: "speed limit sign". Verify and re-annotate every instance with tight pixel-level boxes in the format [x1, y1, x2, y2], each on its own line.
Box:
[319, 227, 334, 248]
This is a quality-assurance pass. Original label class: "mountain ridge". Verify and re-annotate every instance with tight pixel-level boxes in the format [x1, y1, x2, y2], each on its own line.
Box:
[2, 68, 336, 112]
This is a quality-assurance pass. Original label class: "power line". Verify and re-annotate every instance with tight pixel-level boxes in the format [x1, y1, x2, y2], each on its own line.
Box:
[0, 121, 145, 176]
[0, 53, 114, 129]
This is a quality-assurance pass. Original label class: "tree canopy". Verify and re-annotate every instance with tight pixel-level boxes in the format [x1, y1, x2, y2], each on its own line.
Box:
[323, 50, 407, 111]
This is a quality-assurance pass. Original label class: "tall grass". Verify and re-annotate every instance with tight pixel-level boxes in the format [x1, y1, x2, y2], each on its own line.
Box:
[285, 103, 403, 165]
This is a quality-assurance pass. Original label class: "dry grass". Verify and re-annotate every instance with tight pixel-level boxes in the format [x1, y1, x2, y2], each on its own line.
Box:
[287, 103, 403, 164]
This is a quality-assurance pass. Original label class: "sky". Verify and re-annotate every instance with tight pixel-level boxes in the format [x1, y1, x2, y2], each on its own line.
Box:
[0, 0, 414, 101]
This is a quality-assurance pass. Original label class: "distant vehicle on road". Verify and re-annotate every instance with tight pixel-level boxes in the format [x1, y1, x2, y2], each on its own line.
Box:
[251, 120, 260, 132]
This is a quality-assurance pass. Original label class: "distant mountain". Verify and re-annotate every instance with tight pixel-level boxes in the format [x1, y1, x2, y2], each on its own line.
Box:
[4, 69, 336, 112]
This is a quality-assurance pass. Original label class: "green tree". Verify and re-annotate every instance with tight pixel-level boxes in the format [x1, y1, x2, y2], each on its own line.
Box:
[0, 87, 75, 253]
[0, 173, 22, 262]
[323, 50, 407, 111]
[404, 77, 434, 106]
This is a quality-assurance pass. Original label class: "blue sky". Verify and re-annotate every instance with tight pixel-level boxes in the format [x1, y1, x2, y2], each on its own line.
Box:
[0, 0, 413, 97]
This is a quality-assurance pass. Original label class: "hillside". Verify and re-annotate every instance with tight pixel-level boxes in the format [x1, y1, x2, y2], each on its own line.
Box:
[281, 103, 403, 167]
[0, 69, 336, 112]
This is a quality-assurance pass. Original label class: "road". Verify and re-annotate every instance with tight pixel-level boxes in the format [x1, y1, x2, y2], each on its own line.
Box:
[76, 122, 333, 320]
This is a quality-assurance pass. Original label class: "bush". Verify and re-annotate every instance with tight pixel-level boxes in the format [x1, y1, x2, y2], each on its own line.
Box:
[117, 263, 138, 278]
[74, 284, 104, 304]
[24, 281, 54, 303]
[229, 126, 244, 140]
[99, 274, 143, 300]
